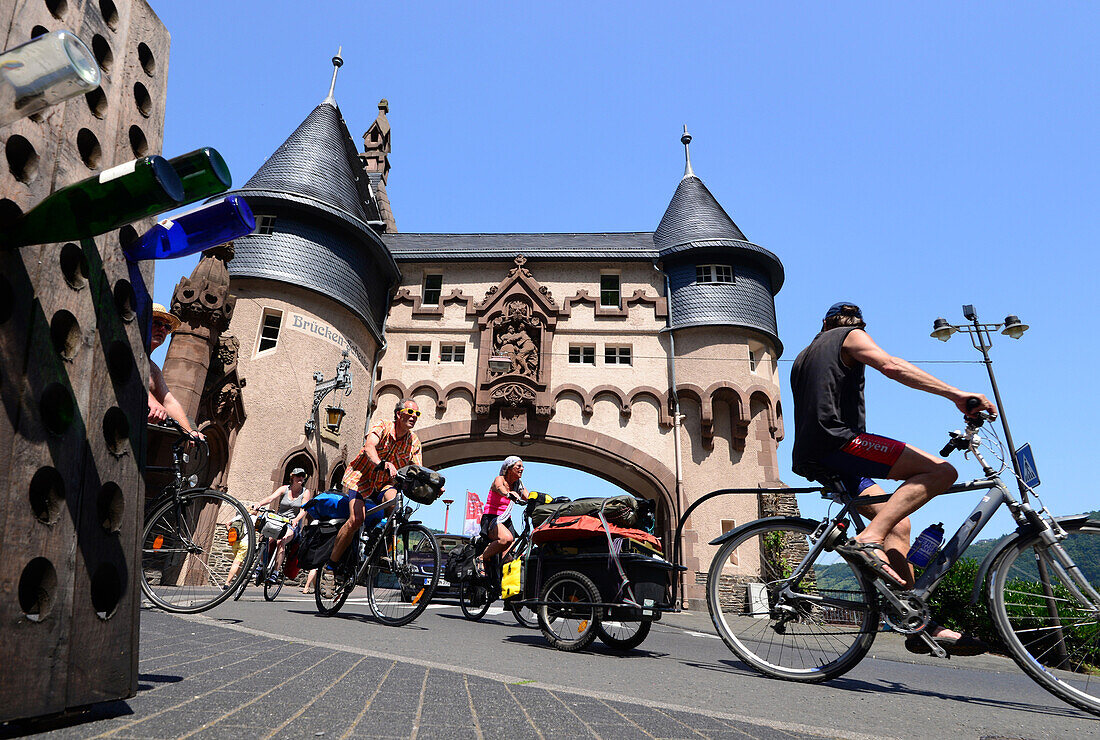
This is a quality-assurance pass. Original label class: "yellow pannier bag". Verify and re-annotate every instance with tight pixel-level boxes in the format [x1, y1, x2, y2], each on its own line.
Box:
[501, 558, 524, 599]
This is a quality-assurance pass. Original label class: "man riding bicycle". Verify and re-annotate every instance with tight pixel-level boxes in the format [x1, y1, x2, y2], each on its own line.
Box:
[326, 398, 423, 573]
[790, 302, 996, 655]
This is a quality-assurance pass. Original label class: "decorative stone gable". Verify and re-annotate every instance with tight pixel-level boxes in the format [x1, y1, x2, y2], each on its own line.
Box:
[474, 256, 558, 429]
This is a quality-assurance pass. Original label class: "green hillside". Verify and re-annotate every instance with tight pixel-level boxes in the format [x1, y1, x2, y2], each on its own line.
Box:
[815, 511, 1100, 592]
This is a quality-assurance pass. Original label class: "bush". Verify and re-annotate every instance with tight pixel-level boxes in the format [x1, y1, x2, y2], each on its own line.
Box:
[922, 558, 1003, 651]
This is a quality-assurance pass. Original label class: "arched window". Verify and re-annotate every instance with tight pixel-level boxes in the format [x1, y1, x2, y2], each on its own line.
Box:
[329, 463, 346, 492]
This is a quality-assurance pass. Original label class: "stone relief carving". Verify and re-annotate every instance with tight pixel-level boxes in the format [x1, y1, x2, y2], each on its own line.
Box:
[490, 300, 542, 380]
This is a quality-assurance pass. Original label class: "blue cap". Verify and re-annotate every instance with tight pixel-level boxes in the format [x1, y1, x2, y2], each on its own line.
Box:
[825, 302, 862, 319]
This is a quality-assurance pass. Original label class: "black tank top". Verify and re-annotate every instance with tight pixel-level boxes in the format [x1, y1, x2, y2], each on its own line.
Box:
[790, 327, 865, 474]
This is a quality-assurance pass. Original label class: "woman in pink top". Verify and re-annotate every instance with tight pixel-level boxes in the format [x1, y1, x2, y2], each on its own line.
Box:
[478, 456, 527, 577]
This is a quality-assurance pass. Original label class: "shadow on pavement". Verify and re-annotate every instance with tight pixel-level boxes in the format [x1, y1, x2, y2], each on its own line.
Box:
[0, 701, 133, 739]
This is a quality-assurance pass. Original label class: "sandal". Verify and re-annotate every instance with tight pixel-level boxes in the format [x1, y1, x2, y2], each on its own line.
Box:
[834, 539, 907, 589]
[474, 558, 486, 579]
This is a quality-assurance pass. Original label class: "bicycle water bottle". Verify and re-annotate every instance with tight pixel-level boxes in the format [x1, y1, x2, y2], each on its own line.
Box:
[907, 523, 945, 568]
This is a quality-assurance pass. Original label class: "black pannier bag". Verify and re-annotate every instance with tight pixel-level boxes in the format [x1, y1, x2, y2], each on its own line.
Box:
[530, 494, 640, 528]
[445, 540, 481, 583]
[296, 522, 343, 570]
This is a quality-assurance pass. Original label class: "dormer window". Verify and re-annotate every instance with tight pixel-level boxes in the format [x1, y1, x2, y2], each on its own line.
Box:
[255, 215, 276, 235]
[697, 264, 734, 284]
[600, 273, 620, 307]
[423, 274, 443, 306]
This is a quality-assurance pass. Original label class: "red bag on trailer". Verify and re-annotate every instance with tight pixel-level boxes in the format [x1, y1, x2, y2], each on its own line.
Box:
[531, 514, 661, 550]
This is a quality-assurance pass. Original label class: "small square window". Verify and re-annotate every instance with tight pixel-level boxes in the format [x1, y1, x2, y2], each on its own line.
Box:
[257, 309, 282, 353]
[568, 345, 595, 365]
[697, 264, 734, 284]
[604, 346, 632, 365]
[255, 215, 276, 235]
[721, 519, 738, 564]
[423, 274, 443, 306]
[600, 273, 620, 307]
[440, 344, 465, 363]
[406, 343, 431, 362]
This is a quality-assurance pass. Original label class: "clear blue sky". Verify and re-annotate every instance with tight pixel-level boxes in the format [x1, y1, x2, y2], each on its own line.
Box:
[150, 2, 1100, 540]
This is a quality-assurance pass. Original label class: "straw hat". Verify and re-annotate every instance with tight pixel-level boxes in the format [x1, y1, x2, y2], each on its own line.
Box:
[151, 303, 181, 332]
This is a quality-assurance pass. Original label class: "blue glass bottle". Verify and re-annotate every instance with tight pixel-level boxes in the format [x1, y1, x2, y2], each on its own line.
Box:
[123, 196, 255, 261]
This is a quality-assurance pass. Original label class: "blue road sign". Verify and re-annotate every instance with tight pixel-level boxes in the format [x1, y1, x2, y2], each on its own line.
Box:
[1015, 443, 1040, 488]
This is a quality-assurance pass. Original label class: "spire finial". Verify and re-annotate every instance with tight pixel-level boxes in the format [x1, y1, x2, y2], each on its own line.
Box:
[324, 46, 343, 104]
[681, 125, 695, 179]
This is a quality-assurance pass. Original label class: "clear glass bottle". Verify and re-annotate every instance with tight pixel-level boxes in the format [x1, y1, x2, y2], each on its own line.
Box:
[0, 30, 101, 126]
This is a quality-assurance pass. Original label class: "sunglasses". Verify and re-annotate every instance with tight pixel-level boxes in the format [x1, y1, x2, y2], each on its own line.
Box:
[152, 319, 172, 330]
[397, 408, 421, 418]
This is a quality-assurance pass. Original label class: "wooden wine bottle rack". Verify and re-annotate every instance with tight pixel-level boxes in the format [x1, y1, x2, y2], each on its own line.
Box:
[0, 0, 169, 722]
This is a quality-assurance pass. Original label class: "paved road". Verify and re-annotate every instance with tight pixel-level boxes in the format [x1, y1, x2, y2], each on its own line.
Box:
[7, 591, 1098, 739]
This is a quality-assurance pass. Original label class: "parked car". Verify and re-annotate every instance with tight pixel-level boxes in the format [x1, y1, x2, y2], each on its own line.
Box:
[403, 533, 470, 600]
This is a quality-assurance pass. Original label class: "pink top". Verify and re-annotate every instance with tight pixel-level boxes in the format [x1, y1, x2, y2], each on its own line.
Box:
[484, 485, 513, 518]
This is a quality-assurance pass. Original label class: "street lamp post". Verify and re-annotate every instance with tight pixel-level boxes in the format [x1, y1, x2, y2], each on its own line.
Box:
[305, 349, 353, 437]
[930, 305, 1068, 667]
[442, 498, 454, 534]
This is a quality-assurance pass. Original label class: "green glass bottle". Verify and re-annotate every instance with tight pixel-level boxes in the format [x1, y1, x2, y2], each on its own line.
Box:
[166, 147, 232, 204]
[1, 155, 184, 249]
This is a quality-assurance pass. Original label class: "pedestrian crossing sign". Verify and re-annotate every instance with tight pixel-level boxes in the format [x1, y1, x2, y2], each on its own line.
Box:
[1015, 443, 1040, 488]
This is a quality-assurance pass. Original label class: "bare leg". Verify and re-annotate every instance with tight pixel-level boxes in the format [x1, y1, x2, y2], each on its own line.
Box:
[482, 521, 514, 563]
[330, 498, 365, 564]
[854, 445, 956, 546]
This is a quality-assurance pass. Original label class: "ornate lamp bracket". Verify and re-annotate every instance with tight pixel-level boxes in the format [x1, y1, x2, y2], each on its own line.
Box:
[305, 349, 353, 437]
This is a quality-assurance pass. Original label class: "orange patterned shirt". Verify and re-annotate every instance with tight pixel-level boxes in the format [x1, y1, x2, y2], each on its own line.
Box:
[342, 419, 422, 494]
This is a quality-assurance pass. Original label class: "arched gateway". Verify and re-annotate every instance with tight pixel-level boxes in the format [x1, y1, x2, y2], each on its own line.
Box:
[161, 61, 793, 608]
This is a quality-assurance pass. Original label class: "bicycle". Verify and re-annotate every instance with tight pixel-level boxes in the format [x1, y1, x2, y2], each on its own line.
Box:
[141, 420, 257, 613]
[706, 401, 1100, 717]
[458, 492, 541, 629]
[231, 508, 295, 602]
[314, 465, 444, 626]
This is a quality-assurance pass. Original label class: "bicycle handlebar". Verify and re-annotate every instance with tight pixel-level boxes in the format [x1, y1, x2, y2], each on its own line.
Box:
[941, 397, 996, 457]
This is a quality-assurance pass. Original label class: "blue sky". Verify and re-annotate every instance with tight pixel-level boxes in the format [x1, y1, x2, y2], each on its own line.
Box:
[150, 2, 1100, 540]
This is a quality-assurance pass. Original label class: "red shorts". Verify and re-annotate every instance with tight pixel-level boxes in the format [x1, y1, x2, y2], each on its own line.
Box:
[818, 433, 907, 493]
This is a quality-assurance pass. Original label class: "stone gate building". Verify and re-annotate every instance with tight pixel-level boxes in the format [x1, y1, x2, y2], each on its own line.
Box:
[162, 59, 790, 607]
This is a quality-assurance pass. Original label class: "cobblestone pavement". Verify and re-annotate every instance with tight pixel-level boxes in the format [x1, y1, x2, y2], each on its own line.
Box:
[7, 610, 868, 740]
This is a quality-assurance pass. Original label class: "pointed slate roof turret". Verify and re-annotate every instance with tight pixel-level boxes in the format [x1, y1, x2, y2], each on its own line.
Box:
[656, 128, 785, 353]
[224, 51, 400, 342]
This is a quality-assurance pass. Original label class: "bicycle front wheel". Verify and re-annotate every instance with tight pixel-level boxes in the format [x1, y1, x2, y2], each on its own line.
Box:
[706, 517, 878, 682]
[990, 520, 1100, 716]
[141, 489, 256, 613]
[367, 524, 440, 626]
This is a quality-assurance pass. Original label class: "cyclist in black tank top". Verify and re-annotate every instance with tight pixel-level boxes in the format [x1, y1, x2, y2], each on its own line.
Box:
[790, 303, 997, 654]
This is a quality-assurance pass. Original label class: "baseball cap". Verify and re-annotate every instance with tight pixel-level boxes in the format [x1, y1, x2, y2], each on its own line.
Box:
[824, 302, 862, 320]
[290, 467, 307, 477]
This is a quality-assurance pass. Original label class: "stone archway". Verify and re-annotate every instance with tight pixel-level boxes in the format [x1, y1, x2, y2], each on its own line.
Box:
[417, 421, 678, 545]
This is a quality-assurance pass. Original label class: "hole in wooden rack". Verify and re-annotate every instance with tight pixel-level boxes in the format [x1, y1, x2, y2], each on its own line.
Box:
[91, 34, 112, 74]
[29, 466, 65, 525]
[128, 125, 148, 157]
[113, 279, 135, 322]
[31, 25, 49, 40]
[98, 0, 119, 30]
[97, 483, 124, 534]
[133, 81, 152, 117]
[91, 562, 122, 619]
[39, 383, 75, 435]
[102, 406, 130, 455]
[45, 0, 68, 20]
[0, 275, 12, 324]
[59, 243, 89, 290]
[137, 42, 155, 76]
[0, 199, 22, 233]
[49, 309, 81, 360]
[19, 558, 57, 622]
[6, 135, 40, 184]
[106, 340, 133, 384]
[77, 128, 102, 169]
[85, 87, 107, 119]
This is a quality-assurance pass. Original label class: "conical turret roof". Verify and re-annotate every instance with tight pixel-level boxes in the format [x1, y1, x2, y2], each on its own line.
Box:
[654, 175, 782, 290]
[230, 100, 378, 236]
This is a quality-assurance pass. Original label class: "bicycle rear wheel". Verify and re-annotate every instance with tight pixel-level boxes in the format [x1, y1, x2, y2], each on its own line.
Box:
[989, 520, 1100, 716]
[508, 600, 538, 628]
[706, 517, 878, 682]
[460, 582, 493, 621]
[141, 489, 255, 613]
[367, 524, 440, 626]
